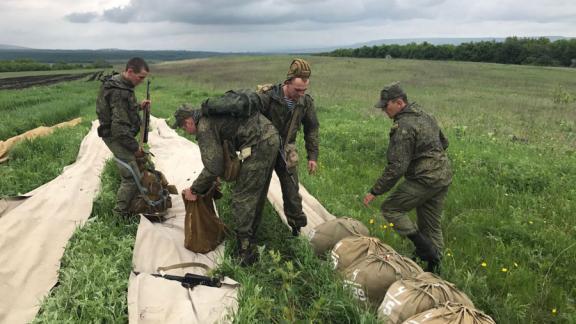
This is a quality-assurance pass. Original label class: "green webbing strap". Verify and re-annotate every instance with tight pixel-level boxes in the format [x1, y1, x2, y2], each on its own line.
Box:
[157, 262, 212, 273]
[114, 157, 169, 207]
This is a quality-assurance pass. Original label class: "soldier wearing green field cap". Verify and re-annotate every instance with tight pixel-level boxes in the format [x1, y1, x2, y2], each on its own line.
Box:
[173, 103, 279, 266]
[363, 82, 452, 273]
[257, 58, 320, 236]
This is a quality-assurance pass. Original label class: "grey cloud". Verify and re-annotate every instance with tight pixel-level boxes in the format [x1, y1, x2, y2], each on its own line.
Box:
[65, 11, 99, 23]
[73, 0, 430, 25]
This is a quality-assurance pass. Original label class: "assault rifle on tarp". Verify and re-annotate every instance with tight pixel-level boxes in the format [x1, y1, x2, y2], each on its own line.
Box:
[134, 271, 222, 289]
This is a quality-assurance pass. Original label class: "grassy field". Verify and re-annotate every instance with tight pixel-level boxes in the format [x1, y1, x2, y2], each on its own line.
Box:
[2, 56, 575, 323]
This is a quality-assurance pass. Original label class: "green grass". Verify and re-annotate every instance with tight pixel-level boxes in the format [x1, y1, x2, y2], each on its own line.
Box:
[0, 125, 89, 196]
[0, 79, 100, 140]
[34, 162, 138, 323]
[3, 56, 575, 323]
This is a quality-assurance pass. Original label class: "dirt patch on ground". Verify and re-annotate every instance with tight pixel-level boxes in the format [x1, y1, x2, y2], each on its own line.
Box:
[0, 72, 99, 90]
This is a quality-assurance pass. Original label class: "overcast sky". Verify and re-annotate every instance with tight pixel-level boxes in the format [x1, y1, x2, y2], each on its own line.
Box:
[1, 0, 575, 52]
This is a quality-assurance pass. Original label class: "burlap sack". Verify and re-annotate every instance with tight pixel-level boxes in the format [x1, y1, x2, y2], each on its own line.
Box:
[342, 252, 423, 306]
[402, 302, 496, 324]
[309, 217, 370, 256]
[331, 235, 396, 271]
[379, 272, 475, 324]
[183, 190, 228, 253]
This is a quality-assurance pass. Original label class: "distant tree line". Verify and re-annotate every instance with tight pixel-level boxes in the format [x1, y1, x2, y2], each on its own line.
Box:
[322, 37, 576, 67]
[0, 49, 227, 64]
[0, 59, 112, 72]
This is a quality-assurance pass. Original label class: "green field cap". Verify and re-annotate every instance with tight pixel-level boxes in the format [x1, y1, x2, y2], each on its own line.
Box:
[172, 104, 200, 128]
[375, 82, 405, 108]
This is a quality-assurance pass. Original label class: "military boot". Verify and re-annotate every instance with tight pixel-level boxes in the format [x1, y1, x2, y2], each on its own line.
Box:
[407, 231, 441, 274]
[290, 226, 301, 237]
[235, 238, 258, 267]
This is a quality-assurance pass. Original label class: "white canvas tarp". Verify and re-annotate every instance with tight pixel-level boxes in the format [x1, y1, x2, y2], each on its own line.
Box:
[267, 170, 336, 235]
[127, 118, 238, 324]
[0, 121, 111, 324]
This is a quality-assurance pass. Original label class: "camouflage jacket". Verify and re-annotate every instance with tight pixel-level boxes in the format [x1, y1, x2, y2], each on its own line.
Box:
[258, 83, 320, 161]
[371, 103, 452, 195]
[192, 112, 278, 194]
[96, 74, 141, 153]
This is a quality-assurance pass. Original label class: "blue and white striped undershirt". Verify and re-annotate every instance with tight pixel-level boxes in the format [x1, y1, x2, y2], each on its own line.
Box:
[283, 97, 296, 110]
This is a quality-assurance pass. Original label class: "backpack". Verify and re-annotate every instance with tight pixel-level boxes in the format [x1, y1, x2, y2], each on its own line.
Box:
[124, 156, 178, 222]
[201, 89, 262, 118]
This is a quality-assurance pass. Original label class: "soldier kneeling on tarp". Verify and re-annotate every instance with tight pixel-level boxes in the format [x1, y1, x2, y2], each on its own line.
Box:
[173, 102, 279, 266]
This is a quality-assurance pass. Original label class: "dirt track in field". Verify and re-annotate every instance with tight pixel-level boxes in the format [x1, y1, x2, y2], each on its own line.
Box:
[0, 71, 102, 90]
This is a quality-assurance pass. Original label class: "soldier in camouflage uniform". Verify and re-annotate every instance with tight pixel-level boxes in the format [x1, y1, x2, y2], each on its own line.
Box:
[96, 57, 151, 218]
[363, 82, 452, 273]
[258, 59, 320, 236]
[174, 105, 280, 266]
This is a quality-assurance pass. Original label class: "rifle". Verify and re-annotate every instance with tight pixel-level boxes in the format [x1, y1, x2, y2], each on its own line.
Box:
[134, 271, 222, 289]
[140, 79, 151, 146]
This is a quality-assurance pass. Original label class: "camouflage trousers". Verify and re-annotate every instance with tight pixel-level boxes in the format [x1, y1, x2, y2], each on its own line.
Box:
[380, 180, 449, 253]
[274, 159, 307, 229]
[233, 135, 280, 240]
[102, 138, 141, 217]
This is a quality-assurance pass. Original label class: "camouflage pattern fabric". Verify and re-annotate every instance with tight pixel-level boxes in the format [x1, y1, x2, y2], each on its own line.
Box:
[286, 58, 311, 79]
[191, 112, 280, 240]
[258, 83, 320, 228]
[102, 138, 141, 217]
[381, 180, 448, 252]
[96, 73, 142, 216]
[96, 73, 141, 153]
[371, 103, 452, 253]
[370, 103, 451, 195]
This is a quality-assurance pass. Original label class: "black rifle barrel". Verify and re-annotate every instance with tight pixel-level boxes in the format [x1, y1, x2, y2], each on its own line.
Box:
[147, 272, 222, 288]
[143, 80, 151, 143]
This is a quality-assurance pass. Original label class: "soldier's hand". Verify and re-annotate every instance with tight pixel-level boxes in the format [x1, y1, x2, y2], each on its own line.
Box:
[140, 99, 151, 110]
[182, 188, 198, 201]
[134, 148, 145, 158]
[363, 193, 375, 207]
[308, 160, 318, 175]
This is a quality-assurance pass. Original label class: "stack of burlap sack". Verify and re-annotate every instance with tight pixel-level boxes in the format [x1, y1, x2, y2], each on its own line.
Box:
[308, 218, 496, 324]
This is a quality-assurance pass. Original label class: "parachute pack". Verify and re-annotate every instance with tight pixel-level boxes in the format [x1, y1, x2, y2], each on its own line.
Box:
[200, 89, 262, 118]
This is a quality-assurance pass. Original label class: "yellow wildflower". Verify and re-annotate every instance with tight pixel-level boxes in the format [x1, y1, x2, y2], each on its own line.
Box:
[389, 223, 394, 227]
[552, 308, 557, 315]
[369, 219, 375, 225]
[501, 267, 508, 272]
[481, 262, 487, 267]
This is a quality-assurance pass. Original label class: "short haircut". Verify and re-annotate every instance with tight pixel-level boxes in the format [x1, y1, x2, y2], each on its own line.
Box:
[125, 57, 149, 73]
